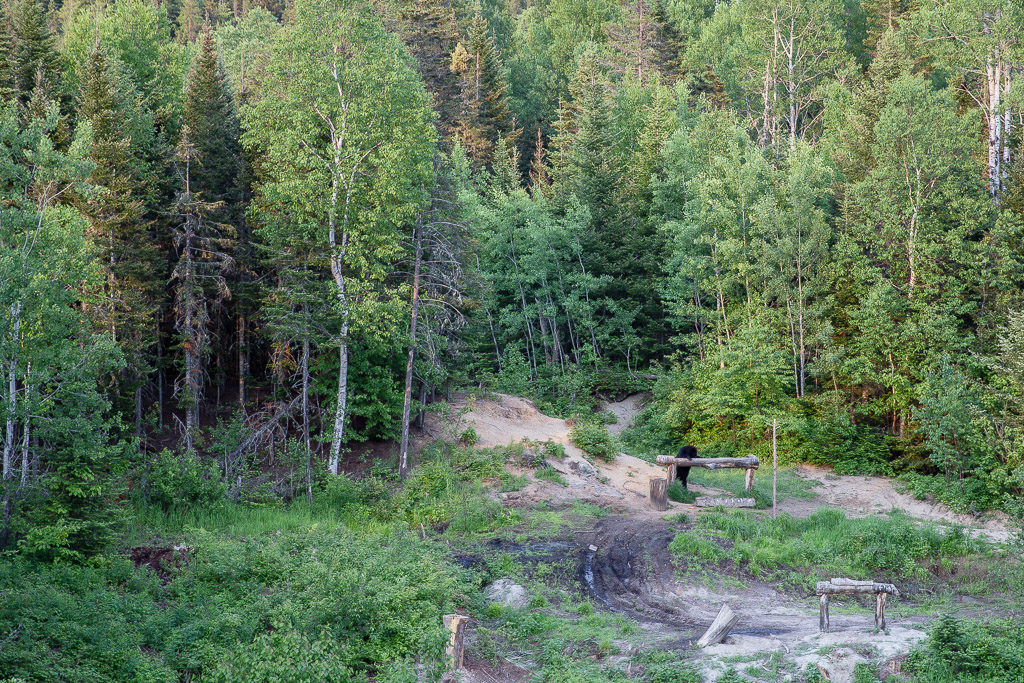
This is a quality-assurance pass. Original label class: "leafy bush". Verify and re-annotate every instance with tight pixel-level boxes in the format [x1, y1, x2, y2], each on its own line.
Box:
[142, 448, 226, 511]
[905, 616, 1024, 682]
[569, 421, 617, 462]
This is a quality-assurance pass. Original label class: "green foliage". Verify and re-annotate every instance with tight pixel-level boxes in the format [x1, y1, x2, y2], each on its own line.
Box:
[669, 508, 991, 586]
[0, 522, 470, 681]
[905, 616, 1024, 682]
[141, 449, 226, 511]
[667, 481, 697, 504]
[570, 420, 617, 461]
[535, 465, 568, 486]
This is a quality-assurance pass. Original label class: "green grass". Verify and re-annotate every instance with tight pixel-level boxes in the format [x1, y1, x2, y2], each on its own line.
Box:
[667, 481, 698, 503]
[669, 507, 999, 590]
[535, 465, 568, 486]
[685, 465, 817, 508]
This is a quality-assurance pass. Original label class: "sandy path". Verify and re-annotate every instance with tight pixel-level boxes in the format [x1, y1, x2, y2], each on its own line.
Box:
[428, 392, 1013, 539]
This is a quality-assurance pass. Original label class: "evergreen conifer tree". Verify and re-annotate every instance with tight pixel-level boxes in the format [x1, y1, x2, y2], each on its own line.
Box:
[9, 0, 59, 106]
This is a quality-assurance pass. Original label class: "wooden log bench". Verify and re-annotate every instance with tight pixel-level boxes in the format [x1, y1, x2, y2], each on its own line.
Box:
[816, 579, 899, 632]
[654, 455, 760, 492]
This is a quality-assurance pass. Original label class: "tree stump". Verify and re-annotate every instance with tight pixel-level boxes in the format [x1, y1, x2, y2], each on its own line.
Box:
[443, 614, 467, 670]
[649, 477, 668, 511]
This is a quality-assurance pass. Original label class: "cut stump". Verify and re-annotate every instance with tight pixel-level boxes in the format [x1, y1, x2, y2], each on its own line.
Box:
[443, 614, 467, 670]
[649, 477, 668, 511]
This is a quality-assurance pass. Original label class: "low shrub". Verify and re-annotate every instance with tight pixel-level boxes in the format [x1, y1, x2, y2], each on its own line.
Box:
[569, 421, 617, 462]
[904, 615, 1024, 682]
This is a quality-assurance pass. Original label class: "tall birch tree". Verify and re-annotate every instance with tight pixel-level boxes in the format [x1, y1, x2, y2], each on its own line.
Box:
[243, 0, 435, 474]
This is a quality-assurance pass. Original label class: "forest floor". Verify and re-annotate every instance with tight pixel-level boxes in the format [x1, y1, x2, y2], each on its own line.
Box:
[422, 393, 1019, 683]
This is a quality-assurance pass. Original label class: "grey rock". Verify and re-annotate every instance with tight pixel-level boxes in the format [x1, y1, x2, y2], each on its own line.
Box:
[567, 458, 597, 477]
[485, 579, 530, 609]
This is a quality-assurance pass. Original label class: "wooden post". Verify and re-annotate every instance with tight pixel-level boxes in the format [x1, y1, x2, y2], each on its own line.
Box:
[819, 594, 830, 632]
[696, 604, 738, 647]
[772, 418, 778, 517]
[875, 592, 886, 631]
[744, 467, 754, 492]
[666, 464, 676, 486]
[443, 614, 467, 670]
[650, 477, 668, 511]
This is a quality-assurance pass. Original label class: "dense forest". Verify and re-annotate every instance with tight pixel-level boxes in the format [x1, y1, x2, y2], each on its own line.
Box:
[0, 0, 1023, 679]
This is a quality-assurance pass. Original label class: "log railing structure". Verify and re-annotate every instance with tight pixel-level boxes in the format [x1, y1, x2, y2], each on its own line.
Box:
[816, 579, 899, 632]
[648, 455, 759, 509]
[655, 455, 758, 488]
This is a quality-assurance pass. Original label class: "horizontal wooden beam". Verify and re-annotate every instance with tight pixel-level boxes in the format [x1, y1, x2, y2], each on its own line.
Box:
[655, 455, 759, 470]
[815, 579, 899, 596]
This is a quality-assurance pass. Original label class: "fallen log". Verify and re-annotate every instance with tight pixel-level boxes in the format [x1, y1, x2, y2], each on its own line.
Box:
[695, 497, 756, 508]
[696, 604, 738, 647]
[226, 394, 302, 463]
[655, 455, 759, 469]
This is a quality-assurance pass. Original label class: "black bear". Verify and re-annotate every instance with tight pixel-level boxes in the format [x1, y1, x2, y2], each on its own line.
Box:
[676, 445, 699, 489]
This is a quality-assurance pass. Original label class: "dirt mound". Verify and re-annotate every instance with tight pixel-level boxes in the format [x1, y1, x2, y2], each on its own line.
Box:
[129, 545, 191, 580]
[602, 394, 648, 435]
[780, 465, 1013, 543]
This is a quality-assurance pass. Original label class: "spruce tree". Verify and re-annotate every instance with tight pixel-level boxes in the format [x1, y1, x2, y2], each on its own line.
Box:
[451, 7, 519, 164]
[177, 0, 203, 43]
[184, 24, 242, 206]
[170, 128, 234, 451]
[9, 0, 59, 106]
[76, 47, 161, 419]
[0, 8, 15, 101]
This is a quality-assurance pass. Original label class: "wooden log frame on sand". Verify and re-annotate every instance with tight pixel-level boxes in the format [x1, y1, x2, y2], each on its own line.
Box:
[815, 579, 899, 632]
[655, 454, 759, 493]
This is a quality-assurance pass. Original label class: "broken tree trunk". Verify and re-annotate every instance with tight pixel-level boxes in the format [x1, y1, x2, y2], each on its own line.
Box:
[443, 614, 467, 670]
[696, 604, 738, 647]
[695, 497, 756, 508]
[649, 477, 668, 511]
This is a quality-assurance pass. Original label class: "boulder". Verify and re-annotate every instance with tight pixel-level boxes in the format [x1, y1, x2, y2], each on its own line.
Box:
[567, 458, 597, 477]
[485, 579, 530, 609]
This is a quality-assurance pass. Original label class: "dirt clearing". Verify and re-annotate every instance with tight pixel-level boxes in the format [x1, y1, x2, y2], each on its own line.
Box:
[425, 393, 1015, 681]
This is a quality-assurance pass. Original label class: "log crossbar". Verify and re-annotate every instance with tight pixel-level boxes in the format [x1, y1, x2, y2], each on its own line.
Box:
[815, 579, 899, 633]
[656, 455, 759, 491]
[655, 455, 760, 469]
